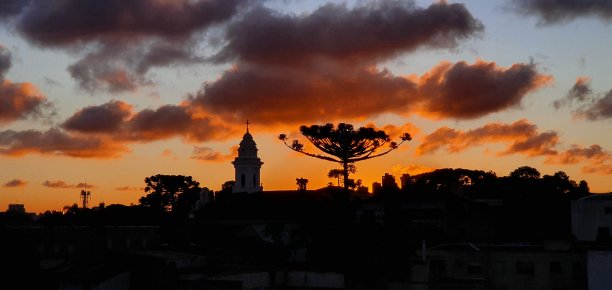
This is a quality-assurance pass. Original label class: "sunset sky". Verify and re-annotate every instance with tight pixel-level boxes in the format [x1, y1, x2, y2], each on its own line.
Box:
[1, 0, 612, 213]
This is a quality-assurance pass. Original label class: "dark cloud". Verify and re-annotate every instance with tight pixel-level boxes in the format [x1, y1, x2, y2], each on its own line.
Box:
[129, 105, 202, 140]
[214, 1, 483, 64]
[63, 100, 236, 143]
[513, 0, 612, 24]
[554, 77, 592, 109]
[554, 78, 612, 121]
[196, 60, 550, 123]
[2, 98, 238, 158]
[196, 62, 417, 123]
[547, 144, 608, 165]
[0, 45, 11, 79]
[16, 0, 246, 46]
[3, 178, 27, 187]
[66, 41, 204, 93]
[416, 61, 551, 119]
[10, 0, 248, 93]
[0, 0, 29, 19]
[194, 1, 491, 123]
[67, 56, 142, 93]
[42, 180, 93, 189]
[62, 100, 132, 133]
[546, 144, 612, 175]
[126, 104, 233, 142]
[75, 182, 95, 189]
[576, 90, 612, 121]
[0, 128, 128, 158]
[115, 186, 141, 192]
[417, 119, 558, 156]
[42, 180, 72, 188]
[501, 131, 558, 156]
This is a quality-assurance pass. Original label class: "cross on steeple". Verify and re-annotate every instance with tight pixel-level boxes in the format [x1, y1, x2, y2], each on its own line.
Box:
[246, 119, 250, 133]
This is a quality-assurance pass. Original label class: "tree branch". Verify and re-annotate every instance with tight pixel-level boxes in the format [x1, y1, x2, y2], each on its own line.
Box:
[348, 139, 409, 163]
[280, 138, 342, 163]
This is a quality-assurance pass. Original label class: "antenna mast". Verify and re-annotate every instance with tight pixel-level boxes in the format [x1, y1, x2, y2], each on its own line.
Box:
[80, 181, 91, 209]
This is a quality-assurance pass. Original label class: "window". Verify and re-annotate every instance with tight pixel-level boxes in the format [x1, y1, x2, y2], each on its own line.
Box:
[253, 174, 256, 187]
[516, 261, 535, 275]
[241, 174, 245, 188]
[549, 261, 562, 274]
[605, 207, 612, 214]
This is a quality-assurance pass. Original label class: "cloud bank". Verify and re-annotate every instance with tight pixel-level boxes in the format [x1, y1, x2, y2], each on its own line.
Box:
[5, 0, 249, 93]
[62, 100, 236, 142]
[419, 119, 612, 175]
[513, 0, 612, 24]
[0, 128, 128, 158]
[196, 60, 549, 124]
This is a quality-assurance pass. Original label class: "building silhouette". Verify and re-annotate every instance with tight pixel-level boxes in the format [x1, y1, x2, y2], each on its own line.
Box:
[382, 173, 398, 189]
[232, 121, 263, 193]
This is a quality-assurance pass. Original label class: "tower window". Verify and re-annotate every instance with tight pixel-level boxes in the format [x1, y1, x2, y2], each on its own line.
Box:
[241, 174, 245, 188]
[253, 174, 256, 186]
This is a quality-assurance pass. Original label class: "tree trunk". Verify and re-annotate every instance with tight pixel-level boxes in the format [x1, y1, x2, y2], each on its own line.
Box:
[342, 161, 349, 191]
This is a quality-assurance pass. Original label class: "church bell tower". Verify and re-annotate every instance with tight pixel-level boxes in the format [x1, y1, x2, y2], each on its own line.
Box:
[232, 121, 263, 193]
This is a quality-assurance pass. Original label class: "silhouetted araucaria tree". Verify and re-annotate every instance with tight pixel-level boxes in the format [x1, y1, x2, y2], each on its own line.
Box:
[279, 123, 411, 190]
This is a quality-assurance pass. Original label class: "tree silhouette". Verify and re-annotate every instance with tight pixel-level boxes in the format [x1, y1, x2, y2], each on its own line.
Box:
[139, 175, 200, 214]
[280, 123, 411, 190]
[579, 180, 590, 194]
[296, 178, 309, 191]
[328, 169, 343, 187]
[509, 166, 541, 179]
[328, 164, 356, 187]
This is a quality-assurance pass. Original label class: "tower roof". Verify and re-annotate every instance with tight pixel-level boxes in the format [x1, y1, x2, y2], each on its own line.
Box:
[240, 131, 257, 147]
[236, 121, 258, 157]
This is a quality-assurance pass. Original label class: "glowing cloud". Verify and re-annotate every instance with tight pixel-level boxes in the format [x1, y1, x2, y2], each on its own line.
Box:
[191, 145, 238, 162]
[197, 60, 550, 124]
[419, 120, 612, 175]
[415, 60, 552, 119]
[0, 128, 129, 158]
[547, 144, 612, 175]
[416, 119, 554, 155]
[63, 100, 133, 133]
[63, 100, 237, 142]
[0, 45, 51, 125]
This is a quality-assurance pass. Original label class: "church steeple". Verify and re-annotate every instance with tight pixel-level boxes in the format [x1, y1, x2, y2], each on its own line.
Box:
[232, 121, 263, 193]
